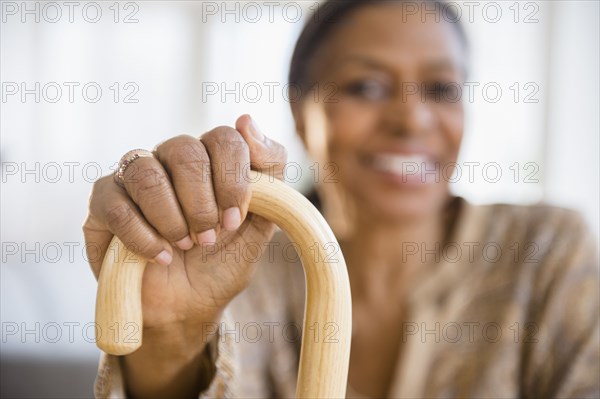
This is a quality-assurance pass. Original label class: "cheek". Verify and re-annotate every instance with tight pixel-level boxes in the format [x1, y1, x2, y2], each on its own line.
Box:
[325, 102, 380, 151]
[438, 105, 464, 161]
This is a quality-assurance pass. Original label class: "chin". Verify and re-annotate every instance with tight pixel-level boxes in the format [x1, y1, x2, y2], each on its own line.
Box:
[354, 184, 450, 224]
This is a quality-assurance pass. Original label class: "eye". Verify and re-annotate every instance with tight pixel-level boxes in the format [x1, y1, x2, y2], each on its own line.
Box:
[343, 79, 390, 101]
[423, 81, 461, 102]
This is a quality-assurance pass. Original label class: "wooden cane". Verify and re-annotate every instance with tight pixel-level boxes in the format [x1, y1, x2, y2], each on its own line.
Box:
[95, 169, 352, 398]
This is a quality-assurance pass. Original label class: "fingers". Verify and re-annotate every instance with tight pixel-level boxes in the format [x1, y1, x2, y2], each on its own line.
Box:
[82, 214, 114, 280]
[121, 156, 193, 251]
[198, 116, 287, 235]
[235, 114, 288, 180]
[154, 135, 219, 245]
[84, 175, 174, 276]
[83, 115, 287, 277]
[233, 115, 288, 236]
[201, 127, 252, 231]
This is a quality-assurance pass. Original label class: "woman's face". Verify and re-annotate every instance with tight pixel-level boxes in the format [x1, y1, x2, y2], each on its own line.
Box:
[301, 4, 466, 222]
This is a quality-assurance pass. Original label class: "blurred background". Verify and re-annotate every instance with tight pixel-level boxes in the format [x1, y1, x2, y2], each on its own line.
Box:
[1, 1, 598, 397]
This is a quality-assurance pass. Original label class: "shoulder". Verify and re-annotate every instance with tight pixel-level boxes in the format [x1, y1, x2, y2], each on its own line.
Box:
[461, 199, 595, 253]
[457, 199, 598, 302]
[481, 201, 588, 228]
[468, 203, 600, 397]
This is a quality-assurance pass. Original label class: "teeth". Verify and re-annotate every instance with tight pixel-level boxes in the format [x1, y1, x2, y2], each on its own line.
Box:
[372, 154, 431, 175]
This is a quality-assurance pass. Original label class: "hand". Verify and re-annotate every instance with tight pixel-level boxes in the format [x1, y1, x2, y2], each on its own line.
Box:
[83, 114, 287, 331]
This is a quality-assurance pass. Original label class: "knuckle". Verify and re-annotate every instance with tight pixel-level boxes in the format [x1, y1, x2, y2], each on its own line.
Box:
[88, 177, 120, 221]
[133, 167, 167, 195]
[89, 182, 101, 203]
[203, 125, 234, 139]
[160, 135, 202, 160]
[105, 203, 135, 233]
[90, 175, 103, 193]
[170, 144, 208, 174]
[135, 237, 161, 258]
[262, 147, 287, 171]
[158, 136, 210, 180]
[205, 126, 246, 148]
[189, 220, 218, 232]
[88, 184, 102, 212]
[227, 184, 249, 200]
[163, 224, 189, 241]
[172, 144, 203, 165]
[188, 204, 219, 228]
[89, 175, 112, 201]
[155, 134, 191, 152]
[93, 173, 112, 188]
[274, 145, 288, 165]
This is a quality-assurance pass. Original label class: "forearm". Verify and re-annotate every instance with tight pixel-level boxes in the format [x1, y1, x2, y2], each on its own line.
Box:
[121, 320, 218, 399]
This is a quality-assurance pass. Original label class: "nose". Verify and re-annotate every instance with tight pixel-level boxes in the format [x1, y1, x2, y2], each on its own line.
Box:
[381, 82, 435, 138]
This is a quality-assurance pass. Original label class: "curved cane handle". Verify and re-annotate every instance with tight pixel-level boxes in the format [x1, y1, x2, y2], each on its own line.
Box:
[95, 170, 352, 398]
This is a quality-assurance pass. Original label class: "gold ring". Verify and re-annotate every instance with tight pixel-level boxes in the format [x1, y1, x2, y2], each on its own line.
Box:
[114, 149, 154, 187]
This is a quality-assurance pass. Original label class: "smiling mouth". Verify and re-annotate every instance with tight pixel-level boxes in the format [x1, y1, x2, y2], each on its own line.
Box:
[366, 153, 438, 185]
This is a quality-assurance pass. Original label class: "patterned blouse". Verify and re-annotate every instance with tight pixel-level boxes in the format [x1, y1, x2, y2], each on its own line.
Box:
[95, 197, 599, 398]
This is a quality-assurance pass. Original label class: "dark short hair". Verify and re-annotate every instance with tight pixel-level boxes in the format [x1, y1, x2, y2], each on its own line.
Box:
[288, 0, 468, 103]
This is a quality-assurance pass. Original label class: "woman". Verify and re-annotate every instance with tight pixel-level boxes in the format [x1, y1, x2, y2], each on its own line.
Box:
[86, 1, 599, 398]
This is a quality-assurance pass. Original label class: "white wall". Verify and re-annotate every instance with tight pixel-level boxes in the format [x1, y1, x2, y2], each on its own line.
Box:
[543, 1, 599, 237]
[454, 0, 599, 240]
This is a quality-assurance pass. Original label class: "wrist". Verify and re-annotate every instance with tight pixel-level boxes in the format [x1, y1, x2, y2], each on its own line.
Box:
[121, 314, 223, 399]
[140, 311, 223, 360]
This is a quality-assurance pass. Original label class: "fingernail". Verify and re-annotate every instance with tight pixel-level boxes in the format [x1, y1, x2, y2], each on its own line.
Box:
[223, 207, 242, 231]
[154, 250, 172, 266]
[248, 118, 265, 142]
[175, 235, 194, 251]
[197, 229, 217, 245]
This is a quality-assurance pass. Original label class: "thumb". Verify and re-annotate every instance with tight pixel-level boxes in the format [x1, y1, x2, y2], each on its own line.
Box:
[235, 114, 287, 181]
